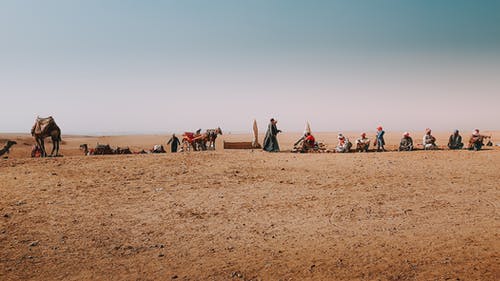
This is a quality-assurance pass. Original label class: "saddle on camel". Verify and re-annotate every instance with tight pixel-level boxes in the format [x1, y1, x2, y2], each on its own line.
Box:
[31, 116, 62, 157]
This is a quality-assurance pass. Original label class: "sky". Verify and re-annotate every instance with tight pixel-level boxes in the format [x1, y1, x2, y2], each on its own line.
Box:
[1, 0, 500, 134]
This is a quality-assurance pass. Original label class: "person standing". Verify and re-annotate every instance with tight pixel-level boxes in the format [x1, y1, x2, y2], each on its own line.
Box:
[374, 126, 386, 152]
[263, 118, 281, 152]
[167, 134, 181, 153]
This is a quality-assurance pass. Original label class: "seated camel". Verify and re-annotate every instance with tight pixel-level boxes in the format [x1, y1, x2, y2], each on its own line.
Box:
[114, 147, 132, 154]
[80, 144, 114, 155]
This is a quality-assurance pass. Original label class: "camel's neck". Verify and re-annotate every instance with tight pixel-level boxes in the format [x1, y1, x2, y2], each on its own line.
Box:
[0, 145, 10, 156]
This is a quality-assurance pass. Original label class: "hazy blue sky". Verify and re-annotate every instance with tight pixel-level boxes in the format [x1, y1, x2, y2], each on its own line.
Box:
[1, 0, 499, 134]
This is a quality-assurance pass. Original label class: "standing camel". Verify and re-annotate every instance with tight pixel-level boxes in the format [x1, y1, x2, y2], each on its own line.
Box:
[31, 116, 62, 157]
[0, 140, 17, 157]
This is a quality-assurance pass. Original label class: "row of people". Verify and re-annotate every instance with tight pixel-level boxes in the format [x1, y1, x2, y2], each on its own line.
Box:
[264, 119, 492, 153]
[296, 128, 491, 153]
[356, 128, 490, 152]
[398, 129, 491, 151]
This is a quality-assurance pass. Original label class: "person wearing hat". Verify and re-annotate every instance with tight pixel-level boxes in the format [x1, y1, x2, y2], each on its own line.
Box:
[374, 126, 386, 152]
[335, 133, 352, 153]
[468, 129, 491, 151]
[355, 133, 370, 152]
[399, 132, 414, 151]
[423, 128, 438, 150]
[448, 130, 464, 150]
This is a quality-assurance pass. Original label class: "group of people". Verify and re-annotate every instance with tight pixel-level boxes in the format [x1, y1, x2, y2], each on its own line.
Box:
[262, 118, 493, 153]
[348, 128, 490, 153]
[397, 128, 491, 152]
[338, 126, 388, 153]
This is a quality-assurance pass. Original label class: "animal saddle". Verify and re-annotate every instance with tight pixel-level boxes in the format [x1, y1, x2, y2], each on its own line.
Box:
[33, 116, 55, 135]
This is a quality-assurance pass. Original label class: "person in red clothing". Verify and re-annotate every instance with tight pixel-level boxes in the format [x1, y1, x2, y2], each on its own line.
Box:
[293, 132, 316, 152]
[304, 132, 315, 148]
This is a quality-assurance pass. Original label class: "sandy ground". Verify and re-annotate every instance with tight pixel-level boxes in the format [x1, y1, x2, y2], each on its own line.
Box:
[0, 132, 499, 280]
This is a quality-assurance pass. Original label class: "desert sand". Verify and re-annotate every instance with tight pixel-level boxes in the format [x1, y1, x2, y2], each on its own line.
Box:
[1, 132, 499, 280]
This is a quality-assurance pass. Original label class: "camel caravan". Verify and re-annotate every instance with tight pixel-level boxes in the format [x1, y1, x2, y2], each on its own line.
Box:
[0, 115, 497, 159]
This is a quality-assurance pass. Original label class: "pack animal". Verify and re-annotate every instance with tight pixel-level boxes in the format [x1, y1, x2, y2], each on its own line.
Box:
[31, 116, 62, 157]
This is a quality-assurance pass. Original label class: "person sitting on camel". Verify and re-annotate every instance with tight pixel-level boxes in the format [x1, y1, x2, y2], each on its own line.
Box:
[468, 129, 491, 151]
[423, 128, 438, 150]
[355, 133, 370, 152]
[336, 133, 352, 153]
[399, 132, 414, 151]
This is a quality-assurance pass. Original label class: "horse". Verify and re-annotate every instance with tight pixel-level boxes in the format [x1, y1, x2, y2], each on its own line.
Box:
[204, 127, 223, 150]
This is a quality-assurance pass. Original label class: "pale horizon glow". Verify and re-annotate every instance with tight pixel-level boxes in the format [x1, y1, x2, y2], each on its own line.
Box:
[1, 1, 500, 135]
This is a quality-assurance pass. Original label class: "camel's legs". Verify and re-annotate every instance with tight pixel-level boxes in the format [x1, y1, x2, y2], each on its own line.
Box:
[38, 138, 47, 157]
[50, 138, 59, 156]
[50, 139, 56, 156]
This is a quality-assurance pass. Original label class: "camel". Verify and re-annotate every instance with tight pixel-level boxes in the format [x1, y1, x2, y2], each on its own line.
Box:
[31, 116, 62, 157]
[80, 144, 114, 155]
[79, 144, 90, 155]
[114, 147, 132, 154]
[0, 140, 17, 157]
[80, 144, 132, 155]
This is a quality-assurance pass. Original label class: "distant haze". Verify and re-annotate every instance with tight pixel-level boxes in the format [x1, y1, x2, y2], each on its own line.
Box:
[1, 1, 499, 134]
